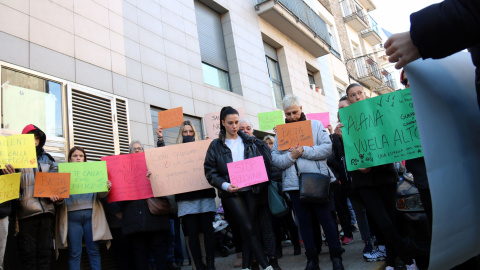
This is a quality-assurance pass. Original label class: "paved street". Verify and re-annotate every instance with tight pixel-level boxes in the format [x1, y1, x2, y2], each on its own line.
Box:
[180, 230, 385, 270]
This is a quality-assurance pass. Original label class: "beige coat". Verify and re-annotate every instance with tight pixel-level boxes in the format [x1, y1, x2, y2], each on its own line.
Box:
[55, 193, 112, 258]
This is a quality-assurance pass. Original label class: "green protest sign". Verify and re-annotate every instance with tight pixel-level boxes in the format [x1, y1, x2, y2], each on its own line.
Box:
[258, 110, 284, 131]
[339, 88, 423, 171]
[58, 161, 108, 195]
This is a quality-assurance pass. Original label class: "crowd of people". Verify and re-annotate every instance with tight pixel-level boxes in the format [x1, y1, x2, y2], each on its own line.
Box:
[0, 76, 432, 270]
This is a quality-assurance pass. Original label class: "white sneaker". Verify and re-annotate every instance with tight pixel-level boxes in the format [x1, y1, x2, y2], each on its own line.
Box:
[263, 266, 274, 270]
[386, 267, 394, 270]
[406, 259, 418, 270]
[363, 248, 386, 262]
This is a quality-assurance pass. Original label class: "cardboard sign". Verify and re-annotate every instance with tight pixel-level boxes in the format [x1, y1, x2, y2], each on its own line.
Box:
[58, 161, 109, 195]
[101, 153, 153, 202]
[339, 88, 423, 171]
[0, 134, 37, 169]
[204, 108, 245, 139]
[145, 140, 212, 196]
[258, 111, 284, 131]
[276, 120, 314, 151]
[227, 156, 269, 188]
[306, 113, 330, 128]
[0, 173, 21, 204]
[158, 107, 184, 129]
[33, 172, 70, 198]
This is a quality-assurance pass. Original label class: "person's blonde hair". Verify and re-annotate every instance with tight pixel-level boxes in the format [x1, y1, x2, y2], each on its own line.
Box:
[263, 135, 275, 144]
[175, 120, 200, 144]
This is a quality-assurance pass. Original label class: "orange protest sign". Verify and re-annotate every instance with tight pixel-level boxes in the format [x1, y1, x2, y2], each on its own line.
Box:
[33, 172, 71, 199]
[276, 120, 314, 151]
[157, 107, 184, 129]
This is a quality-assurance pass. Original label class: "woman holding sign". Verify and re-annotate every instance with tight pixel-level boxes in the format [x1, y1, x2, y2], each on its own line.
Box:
[204, 107, 274, 270]
[174, 121, 217, 270]
[342, 84, 418, 270]
[271, 95, 345, 270]
[56, 146, 112, 270]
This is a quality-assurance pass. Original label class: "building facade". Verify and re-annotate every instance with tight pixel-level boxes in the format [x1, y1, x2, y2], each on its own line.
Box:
[0, 0, 392, 161]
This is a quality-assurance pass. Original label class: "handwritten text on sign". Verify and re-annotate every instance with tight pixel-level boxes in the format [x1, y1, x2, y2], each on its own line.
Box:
[33, 172, 70, 198]
[58, 161, 109, 195]
[258, 111, 284, 131]
[227, 156, 269, 188]
[306, 113, 330, 129]
[0, 173, 21, 204]
[0, 134, 37, 169]
[102, 153, 153, 202]
[339, 88, 423, 171]
[145, 140, 212, 196]
[158, 107, 184, 129]
[204, 108, 244, 139]
[276, 120, 314, 151]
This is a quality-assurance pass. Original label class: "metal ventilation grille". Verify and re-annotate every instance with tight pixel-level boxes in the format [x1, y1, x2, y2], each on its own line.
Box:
[116, 98, 130, 154]
[71, 89, 115, 161]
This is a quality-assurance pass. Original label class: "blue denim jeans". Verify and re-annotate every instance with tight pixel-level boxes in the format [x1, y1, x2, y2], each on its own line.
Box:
[288, 191, 344, 258]
[67, 209, 101, 270]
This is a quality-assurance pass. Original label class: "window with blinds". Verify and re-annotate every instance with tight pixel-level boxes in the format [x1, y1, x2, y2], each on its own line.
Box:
[150, 107, 204, 146]
[68, 85, 130, 161]
[194, 0, 231, 91]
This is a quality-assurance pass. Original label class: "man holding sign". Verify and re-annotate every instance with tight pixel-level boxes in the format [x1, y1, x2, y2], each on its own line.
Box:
[338, 84, 418, 270]
[271, 95, 345, 270]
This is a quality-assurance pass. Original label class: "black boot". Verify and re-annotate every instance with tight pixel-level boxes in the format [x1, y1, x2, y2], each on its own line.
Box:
[194, 259, 206, 270]
[269, 257, 282, 270]
[331, 257, 344, 270]
[251, 260, 260, 270]
[276, 245, 283, 258]
[293, 243, 301, 256]
[206, 256, 215, 270]
[305, 250, 320, 270]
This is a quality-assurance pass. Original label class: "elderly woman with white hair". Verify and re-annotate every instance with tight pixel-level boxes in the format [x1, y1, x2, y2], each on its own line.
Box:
[271, 95, 345, 270]
[117, 140, 171, 270]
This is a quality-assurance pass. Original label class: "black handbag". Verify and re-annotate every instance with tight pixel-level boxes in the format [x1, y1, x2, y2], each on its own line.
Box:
[294, 162, 331, 204]
[268, 181, 289, 217]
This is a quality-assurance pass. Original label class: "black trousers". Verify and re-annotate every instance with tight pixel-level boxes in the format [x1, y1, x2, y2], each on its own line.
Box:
[130, 230, 169, 270]
[358, 184, 413, 266]
[18, 214, 53, 270]
[182, 212, 215, 264]
[110, 227, 135, 270]
[222, 191, 269, 269]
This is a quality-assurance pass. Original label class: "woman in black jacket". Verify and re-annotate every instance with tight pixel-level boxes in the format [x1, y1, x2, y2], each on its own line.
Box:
[204, 107, 273, 270]
[120, 140, 170, 270]
[175, 121, 217, 270]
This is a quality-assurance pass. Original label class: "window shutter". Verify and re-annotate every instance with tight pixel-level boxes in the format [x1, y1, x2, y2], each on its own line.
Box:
[68, 85, 130, 161]
[194, 1, 229, 71]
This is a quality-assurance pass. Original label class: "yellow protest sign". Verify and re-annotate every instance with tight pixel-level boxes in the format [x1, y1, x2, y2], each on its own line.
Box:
[0, 134, 37, 169]
[0, 173, 21, 204]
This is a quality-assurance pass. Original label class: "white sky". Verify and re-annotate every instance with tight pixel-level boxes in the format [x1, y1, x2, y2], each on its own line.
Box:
[369, 0, 442, 35]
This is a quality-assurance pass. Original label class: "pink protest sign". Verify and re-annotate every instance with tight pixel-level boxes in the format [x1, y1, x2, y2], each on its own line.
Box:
[101, 153, 153, 202]
[227, 156, 269, 188]
[306, 112, 330, 128]
[204, 108, 244, 139]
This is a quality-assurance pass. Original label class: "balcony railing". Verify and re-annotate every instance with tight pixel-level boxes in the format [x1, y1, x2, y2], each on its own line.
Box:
[340, 0, 369, 26]
[361, 15, 379, 36]
[254, 0, 332, 49]
[354, 56, 382, 81]
[382, 69, 397, 89]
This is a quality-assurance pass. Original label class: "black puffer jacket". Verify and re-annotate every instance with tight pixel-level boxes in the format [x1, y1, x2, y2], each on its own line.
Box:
[350, 163, 398, 189]
[204, 131, 264, 199]
[0, 202, 11, 219]
[120, 199, 170, 236]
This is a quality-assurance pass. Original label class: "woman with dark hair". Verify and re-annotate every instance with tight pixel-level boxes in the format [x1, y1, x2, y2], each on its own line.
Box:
[56, 146, 112, 270]
[204, 107, 273, 270]
[342, 83, 418, 270]
[175, 120, 217, 270]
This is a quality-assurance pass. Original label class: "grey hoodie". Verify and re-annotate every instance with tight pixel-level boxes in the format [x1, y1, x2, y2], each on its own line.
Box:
[272, 120, 335, 192]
